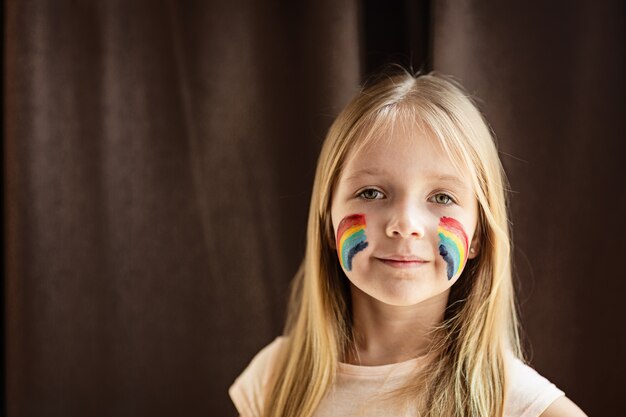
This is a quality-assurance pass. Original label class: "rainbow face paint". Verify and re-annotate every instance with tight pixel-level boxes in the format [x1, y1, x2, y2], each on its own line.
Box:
[437, 216, 469, 280]
[336, 214, 369, 271]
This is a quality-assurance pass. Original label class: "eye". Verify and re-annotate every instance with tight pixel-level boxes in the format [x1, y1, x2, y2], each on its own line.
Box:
[358, 188, 385, 200]
[432, 193, 455, 205]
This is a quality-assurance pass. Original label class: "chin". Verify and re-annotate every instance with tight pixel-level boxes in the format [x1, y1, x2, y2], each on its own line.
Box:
[375, 292, 433, 307]
[365, 280, 444, 307]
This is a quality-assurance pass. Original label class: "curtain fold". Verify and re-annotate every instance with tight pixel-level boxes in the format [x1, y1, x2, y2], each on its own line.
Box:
[6, 1, 360, 416]
[5, 1, 623, 416]
[433, 2, 624, 415]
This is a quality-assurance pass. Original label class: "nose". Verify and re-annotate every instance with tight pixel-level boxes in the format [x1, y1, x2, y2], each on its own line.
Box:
[385, 199, 427, 239]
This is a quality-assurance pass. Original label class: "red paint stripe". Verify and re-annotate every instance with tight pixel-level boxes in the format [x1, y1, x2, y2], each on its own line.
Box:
[337, 214, 366, 242]
[439, 216, 468, 249]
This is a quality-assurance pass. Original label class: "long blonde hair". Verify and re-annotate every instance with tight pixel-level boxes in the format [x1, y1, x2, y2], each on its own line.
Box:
[263, 69, 522, 417]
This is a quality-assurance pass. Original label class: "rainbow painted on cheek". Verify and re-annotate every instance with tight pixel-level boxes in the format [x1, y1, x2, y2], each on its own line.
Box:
[437, 216, 469, 280]
[336, 214, 369, 271]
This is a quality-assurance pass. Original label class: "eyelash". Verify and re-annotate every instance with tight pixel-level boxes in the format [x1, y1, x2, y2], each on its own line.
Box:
[357, 188, 385, 200]
[432, 193, 455, 205]
[356, 188, 457, 205]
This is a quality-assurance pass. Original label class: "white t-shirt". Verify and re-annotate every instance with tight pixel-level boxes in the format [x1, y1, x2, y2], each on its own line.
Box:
[229, 336, 564, 417]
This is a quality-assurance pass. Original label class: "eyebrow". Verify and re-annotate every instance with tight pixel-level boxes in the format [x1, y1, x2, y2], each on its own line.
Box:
[425, 173, 468, 189]
[344, 168, 468, 189]
[344, 168, 386, 182]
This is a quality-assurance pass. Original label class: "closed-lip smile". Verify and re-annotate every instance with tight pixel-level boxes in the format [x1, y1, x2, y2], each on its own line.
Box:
[376, 255, 428, 268]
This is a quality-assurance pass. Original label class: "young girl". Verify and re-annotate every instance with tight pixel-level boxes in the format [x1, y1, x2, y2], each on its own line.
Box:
[229, 70, 586, 417]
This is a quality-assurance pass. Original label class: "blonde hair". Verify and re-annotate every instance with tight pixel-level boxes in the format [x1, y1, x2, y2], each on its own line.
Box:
[263, 69, 522, 417]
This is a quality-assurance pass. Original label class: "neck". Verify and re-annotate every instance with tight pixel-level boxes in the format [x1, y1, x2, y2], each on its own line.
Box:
[343, 284, 449, 366]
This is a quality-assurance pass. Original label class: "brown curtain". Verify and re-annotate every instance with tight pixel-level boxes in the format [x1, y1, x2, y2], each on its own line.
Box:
[5, 1, 361, 415]
[432, 3, 625, 416]
[5, 1, 623, 416]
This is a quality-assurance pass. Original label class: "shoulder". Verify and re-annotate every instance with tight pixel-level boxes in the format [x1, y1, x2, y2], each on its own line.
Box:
[538, 396, 587, 417]
[504, 353, 566, 417]
[228, 336, 288, 417]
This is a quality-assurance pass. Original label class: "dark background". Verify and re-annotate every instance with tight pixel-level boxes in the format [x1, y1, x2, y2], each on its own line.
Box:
[4, 0, 625, 416]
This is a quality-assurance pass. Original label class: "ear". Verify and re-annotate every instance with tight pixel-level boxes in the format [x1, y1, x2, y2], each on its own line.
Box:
[468, 238, 480, 259]
[468, 221, 482, 259]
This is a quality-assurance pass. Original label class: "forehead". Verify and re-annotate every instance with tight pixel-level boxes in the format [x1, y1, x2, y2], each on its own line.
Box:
[340, 122, 471, 186]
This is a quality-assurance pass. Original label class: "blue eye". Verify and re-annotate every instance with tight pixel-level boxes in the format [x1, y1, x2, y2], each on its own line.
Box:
[358, 189, 384, 200]
[433, 193, 455, 205]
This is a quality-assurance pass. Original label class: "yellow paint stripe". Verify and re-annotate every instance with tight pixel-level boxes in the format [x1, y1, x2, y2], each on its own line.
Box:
[339, 224, 365, 251]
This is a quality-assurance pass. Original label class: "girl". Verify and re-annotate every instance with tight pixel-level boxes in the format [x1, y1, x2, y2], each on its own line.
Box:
[229, 70, 586, 417]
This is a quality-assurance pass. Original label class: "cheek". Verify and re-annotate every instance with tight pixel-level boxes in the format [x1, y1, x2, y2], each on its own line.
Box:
[336, 213, 369, 271]
[437, 216, 469, 280]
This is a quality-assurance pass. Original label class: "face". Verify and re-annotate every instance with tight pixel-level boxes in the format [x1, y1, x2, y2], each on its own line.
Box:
[330, 126, 480, 307]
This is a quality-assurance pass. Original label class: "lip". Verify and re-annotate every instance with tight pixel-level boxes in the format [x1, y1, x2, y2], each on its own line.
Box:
[376, 256, 428, 269]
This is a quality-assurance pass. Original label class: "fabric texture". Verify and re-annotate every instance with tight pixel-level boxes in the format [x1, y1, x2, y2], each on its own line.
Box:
[6, 1, 623, 416]
[229, 337, 564, 417]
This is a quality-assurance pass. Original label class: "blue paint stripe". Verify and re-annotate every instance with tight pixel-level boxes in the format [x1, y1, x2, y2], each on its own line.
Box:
[346, 241, 369, 271]
[439, 244, 455, 280]
[341, 230, 366, 267]
[439, 234, 461, 269]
